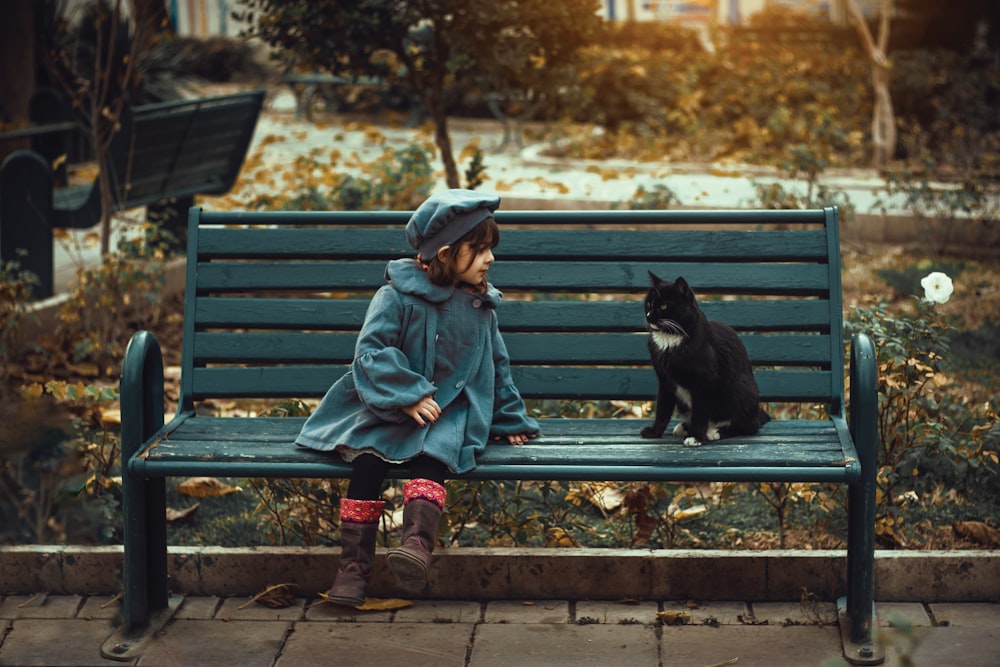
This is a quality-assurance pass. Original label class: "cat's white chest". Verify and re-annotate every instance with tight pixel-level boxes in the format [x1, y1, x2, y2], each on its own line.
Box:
[651, 331, 684, 351]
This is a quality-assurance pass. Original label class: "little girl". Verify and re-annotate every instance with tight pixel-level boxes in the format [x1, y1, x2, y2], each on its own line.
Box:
[295, 189, 540, 607]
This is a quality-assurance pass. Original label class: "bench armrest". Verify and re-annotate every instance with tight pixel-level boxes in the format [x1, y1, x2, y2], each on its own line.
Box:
[120, 330, 166, 463]
[848, 332, 878, 465]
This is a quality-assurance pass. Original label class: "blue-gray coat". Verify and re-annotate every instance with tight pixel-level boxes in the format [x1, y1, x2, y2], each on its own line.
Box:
[295, 258, 539, 474]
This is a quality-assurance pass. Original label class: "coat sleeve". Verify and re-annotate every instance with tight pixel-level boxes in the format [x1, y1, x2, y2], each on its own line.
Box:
[488, 312, 540, 437]
[352, 287, 437, 422]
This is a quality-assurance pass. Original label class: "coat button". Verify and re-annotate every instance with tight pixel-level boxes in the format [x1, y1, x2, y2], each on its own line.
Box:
[472, 299, 482, 308]
[455, 381, 464, 389]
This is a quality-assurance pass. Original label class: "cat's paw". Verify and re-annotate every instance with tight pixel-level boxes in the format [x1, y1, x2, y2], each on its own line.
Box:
[705, 427, 722, 442]
[672, 422, 689, 437]
[682, 436, 703, 447]
[641, 425, 665, 439]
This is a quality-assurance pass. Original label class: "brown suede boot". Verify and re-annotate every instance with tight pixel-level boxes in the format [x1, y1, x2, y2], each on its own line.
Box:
[326, 498, 384, 607]
[387, 479, 445, 591]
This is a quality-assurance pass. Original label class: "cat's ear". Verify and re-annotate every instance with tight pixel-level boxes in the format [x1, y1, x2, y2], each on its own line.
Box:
[648, 271, 662, 286]
[675, 277, 694, 297]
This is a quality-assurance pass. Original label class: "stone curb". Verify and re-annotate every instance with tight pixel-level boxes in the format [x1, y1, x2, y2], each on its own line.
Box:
[2, 546, 997, 602]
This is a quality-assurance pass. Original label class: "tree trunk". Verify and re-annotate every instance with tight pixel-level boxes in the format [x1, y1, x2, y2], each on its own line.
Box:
[847, 0, 896, 169]
[422, 83, 460, 189]
[89, 0, 143, 257]
[0, 1, 35, 165]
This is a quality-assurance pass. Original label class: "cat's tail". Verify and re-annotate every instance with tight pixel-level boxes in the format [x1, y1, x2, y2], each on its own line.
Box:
[758, 407, 772, 426]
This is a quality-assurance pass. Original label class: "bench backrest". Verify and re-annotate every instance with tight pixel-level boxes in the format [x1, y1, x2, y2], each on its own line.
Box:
[180, 207, 845, 417]
[106, 90, 264, 208]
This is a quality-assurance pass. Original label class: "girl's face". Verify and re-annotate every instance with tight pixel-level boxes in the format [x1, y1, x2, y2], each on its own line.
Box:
[450, 242, 494, 286]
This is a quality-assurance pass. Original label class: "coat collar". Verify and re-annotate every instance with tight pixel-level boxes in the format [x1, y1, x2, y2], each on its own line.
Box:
[386, 258, 501, 307]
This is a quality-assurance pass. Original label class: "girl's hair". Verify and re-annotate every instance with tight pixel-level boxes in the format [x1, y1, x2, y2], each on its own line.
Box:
[422, 216, 499, 293]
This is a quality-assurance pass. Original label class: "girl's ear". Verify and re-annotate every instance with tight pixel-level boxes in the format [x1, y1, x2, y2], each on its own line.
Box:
[436, 245, 452, 263]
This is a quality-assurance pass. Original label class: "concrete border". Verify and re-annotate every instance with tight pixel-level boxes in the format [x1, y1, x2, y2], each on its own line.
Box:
[2, 546, 997, 602]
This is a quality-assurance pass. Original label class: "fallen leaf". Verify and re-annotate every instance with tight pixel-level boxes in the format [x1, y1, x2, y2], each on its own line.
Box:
[952, 521, 1000, 547]
[176, 477, 241, 497]
[655, 610, 691, 625]
[241, 583, 299, 609]
[166, 503, 199, 522]
[101, 408, 121, 427]
[355, 597, 413, 611]
[314, 593, 413, 611]
[581, 482, 624, 513]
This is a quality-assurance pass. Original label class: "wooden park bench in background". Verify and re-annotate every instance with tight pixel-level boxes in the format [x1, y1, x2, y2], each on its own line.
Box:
[105, 206, 883, 665]
[0, 90, 264, 299]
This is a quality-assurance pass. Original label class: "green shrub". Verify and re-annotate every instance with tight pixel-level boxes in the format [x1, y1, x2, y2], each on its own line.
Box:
[846, 271, 998, 546]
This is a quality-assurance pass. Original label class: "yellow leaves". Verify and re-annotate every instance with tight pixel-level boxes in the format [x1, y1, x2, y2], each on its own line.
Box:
[42, 380, 117, 404]
[546, 527, 576, 547]
[100, 408, 121, 427]
[176, 477, 242, 498]
[874, 514, 906, 546]
[22, 383, 44, 400]
[364, 128, 387, 145]
[584, 165, 621, 181]
[655, 609, 691, 625]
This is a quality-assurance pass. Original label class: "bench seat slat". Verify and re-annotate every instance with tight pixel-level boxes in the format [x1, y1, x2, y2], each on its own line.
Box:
[134, 417, 858, 483]
[195, 260, 831, 294]
[193, 297, 833, 331]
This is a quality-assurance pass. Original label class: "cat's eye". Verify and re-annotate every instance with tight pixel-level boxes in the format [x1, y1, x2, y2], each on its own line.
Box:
[660, 304, 668, 311]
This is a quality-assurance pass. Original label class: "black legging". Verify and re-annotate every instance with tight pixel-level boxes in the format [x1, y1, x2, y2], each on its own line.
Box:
[346, 453, 447, 500]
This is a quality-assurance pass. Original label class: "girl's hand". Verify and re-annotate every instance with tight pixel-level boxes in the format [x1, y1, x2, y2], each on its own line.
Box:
[403, 395, 441, 427]
[495, 433, 537, 446]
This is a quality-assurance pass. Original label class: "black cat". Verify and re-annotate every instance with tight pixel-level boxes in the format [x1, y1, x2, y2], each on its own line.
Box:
[640, 272, 769, 446]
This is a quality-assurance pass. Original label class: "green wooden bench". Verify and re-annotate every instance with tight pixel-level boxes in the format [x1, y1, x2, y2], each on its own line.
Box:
[105, 206, 882, 664]
[0, 90, 264, 298]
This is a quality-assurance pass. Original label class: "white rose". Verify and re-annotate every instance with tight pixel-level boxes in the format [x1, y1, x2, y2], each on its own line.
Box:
[920, 272, 953, 304]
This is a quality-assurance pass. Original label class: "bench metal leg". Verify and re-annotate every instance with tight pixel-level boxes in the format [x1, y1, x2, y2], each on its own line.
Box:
[102, 332, 181, 661]
[840, 333, 884, 665]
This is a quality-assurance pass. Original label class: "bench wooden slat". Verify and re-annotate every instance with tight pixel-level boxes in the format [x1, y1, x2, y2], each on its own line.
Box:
[192, 331, 833, 367]
[192, 297, 833, 331]
[186, 365, 834, 402]
[194, 260, 832, 295]
[135, 416, 857, 483]
[197, 227, 830, 261]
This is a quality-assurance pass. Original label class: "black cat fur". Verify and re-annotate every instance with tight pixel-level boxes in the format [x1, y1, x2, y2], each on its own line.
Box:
[641, 272, 770, 446]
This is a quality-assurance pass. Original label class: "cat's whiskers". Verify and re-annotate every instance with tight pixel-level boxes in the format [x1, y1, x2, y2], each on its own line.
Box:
[651, 319, 688, 335]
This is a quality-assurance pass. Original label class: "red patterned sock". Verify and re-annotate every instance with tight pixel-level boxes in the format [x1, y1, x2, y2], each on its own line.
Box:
[340, 498, 386, 524]
[402, 478, 446, 509]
